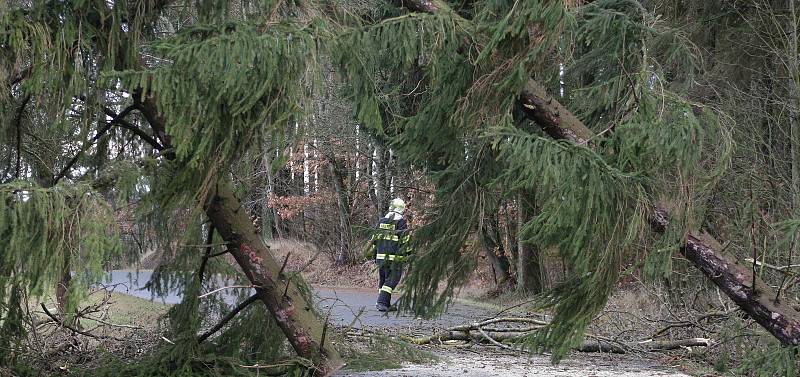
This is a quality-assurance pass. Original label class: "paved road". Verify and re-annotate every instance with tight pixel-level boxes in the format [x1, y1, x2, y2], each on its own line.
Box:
[105, 271, 487, 330]
[313, 286, 489, 330]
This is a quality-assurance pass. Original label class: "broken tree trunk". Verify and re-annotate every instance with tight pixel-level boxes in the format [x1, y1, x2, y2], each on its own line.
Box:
[204, 179, 344, 372]
[138, 94, 343, 374]
[516, 193, 543, 294]
[682, 233, 800, 345]
[396, 0, 800, 347]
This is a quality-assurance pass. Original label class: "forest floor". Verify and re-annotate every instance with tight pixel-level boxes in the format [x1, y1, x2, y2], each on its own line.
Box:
[56, 287, 706, 376]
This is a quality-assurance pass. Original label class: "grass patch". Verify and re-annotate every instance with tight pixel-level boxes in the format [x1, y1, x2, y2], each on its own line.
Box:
[341, 333, 438, 372]
[83, 291, 171, 325]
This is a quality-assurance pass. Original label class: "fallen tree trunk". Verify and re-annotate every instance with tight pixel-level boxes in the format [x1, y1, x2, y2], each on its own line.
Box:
[396, 0, 800, 348]
[138, 94, 343, 374]
[204, 180, 344, 372]
[680, 234, 800, 346]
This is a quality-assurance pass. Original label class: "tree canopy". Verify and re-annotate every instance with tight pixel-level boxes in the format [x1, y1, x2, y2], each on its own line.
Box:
[3, 0, 800, 375]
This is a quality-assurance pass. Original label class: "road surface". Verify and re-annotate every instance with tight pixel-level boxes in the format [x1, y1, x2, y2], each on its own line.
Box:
[314, 286, 488, 330]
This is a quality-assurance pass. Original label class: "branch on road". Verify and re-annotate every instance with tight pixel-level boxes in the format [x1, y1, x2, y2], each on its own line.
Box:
[401, 317, 711, 354]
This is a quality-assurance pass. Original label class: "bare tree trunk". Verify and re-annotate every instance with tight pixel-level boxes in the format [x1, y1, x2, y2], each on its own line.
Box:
[204, 180, 343, 372]
[56, 252, 71, 313]
[330, 155, 353, 264]
[262, 149, 284, 239]
[371, 143, 390, 217]
[680, 232, 800, 346]
[516, 194, 542, 294]
[788, 0, 800, 280]
[480, 215, 513, 291]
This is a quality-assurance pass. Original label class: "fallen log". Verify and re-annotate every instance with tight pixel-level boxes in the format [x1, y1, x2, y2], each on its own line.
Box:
[204, 180, 344, 369]
[403, 329, 710, 354]
[400, 317, 710, 354]
[395, 0, 800, 348]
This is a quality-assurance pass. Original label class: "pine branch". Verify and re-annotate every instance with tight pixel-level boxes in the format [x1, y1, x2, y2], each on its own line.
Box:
[53, 105, 137, 184]
[197, 294, 259, 342]
[101, 107, 164, 150]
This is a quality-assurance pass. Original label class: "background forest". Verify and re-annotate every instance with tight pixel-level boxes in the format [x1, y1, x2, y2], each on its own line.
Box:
[3, 0, 800, 375]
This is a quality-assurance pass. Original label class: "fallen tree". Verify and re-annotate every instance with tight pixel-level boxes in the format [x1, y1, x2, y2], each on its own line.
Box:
[395, 0, 800, 348]
[138, 94, 344, 373]
[401, 317, 711, 354]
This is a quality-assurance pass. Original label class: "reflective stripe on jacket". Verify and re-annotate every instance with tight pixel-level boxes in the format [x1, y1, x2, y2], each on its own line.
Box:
[372, 212, 410, 262]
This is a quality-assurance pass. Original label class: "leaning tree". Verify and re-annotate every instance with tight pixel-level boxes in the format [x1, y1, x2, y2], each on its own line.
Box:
[338, 0, 800, 362]
[2, 0, 343, 374]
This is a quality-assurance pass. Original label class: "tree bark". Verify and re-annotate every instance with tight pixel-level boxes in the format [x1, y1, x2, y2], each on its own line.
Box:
[786, 0, 800, 301]
[480, 216, 513, 291]
[55, 251, 71, 314]
[204, 180, 343, 372]
[396, 0, 800, 348]
[374, 143, 390, 217]
[516, 194, 542, 294]
[329, 155, 353, 264]
[261, 148, 284, 239]
[679, 233, 800, 346]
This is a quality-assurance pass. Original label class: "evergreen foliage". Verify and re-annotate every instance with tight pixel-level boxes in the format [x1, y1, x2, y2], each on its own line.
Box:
[335, 0, 727, 361]
[737, 343, 798, 377]
[0, 0, 782, 373]
[117, 20, 321, 204]
[0, 181, 120, 314]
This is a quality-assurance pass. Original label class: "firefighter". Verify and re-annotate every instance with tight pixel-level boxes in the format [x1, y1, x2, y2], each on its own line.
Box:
[366, 198, 412, 312]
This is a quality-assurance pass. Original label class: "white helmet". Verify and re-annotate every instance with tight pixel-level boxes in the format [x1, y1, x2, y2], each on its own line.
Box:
[389, 198, 406, 214]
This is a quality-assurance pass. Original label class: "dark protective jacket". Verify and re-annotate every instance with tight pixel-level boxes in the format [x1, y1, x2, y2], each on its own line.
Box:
[368, 212, 411, 264]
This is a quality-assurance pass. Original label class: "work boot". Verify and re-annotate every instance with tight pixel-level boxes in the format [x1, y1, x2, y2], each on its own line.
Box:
[376, 302, 391, 312]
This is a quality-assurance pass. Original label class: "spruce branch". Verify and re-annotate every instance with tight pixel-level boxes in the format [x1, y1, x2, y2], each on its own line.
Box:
[53, 105, 137, 184]
[197, 293, 259, 343]
[101, 107, 164, 150]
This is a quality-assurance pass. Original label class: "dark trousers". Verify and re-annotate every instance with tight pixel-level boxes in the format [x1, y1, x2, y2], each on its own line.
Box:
[377, 262, 403, 306]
